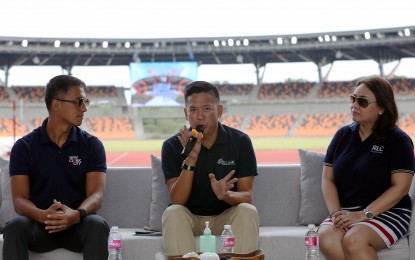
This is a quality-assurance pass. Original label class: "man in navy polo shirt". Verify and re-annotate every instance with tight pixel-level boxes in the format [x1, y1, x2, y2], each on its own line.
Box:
[3, 75, 109, 260]
[161, 81, 259, 255]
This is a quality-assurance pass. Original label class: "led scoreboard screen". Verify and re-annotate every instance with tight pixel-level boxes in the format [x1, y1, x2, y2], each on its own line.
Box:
[130, 62, 198, 106]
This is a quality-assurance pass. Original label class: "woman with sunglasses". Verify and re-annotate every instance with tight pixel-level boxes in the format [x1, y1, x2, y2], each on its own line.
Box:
[318, 76, 415, 259]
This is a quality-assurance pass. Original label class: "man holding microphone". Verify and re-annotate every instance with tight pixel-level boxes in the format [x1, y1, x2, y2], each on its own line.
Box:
[161, 81, 259, 255]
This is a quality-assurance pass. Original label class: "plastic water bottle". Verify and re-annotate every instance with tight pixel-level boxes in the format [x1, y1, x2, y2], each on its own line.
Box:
[220, 224, 235, 253]
[108, 226, 122, 260]
[305, 224, 319, 260]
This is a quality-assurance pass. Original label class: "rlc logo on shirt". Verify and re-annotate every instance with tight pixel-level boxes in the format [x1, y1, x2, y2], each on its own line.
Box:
[371, 145, 384, 154]
[216, 158, 235, 166]
[69, 156, 82, 165]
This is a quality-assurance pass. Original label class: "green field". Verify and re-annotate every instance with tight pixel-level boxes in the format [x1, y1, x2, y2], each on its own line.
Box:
[102, 137, 333, 152]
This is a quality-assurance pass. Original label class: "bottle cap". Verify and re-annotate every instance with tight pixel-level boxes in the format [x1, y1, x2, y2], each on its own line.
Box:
[111, 226, 119, 231]
[224, 224, 231, 229]
[307, 224, 315, 229]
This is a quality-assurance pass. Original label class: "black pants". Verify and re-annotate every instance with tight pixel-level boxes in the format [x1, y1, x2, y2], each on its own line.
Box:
[2, 214, 110, 260]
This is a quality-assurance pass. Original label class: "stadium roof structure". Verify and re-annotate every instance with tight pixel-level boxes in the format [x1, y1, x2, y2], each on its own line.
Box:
[0, 26, 414, 73]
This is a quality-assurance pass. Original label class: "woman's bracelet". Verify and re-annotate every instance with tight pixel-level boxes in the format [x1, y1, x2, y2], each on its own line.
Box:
[329, 209, 341, 218]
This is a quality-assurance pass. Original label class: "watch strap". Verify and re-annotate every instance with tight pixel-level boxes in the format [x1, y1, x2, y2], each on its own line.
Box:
[182, 161, 196, 171]
[77, 208, 87, 221]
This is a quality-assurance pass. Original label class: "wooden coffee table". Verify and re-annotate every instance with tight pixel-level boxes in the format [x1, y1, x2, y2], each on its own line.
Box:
[166, 249, 265, 260]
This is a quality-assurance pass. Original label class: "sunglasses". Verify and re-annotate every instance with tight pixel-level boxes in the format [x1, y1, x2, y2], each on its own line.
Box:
[56, 97, 90, 109]
[349, 94, 376, 108]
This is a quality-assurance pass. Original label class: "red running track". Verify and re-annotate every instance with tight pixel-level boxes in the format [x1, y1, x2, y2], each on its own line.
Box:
[106, 150, 323, 167]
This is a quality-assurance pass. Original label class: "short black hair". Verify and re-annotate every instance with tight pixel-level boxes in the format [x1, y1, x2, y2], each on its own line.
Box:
[184, 81, 220, 104]
[45, 75, 86, 110]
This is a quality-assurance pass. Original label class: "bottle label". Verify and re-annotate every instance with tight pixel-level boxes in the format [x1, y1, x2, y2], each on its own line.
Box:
[223, 237, 235, 248]
[109, 239, 122, 249]
[305, 237, 317, 247]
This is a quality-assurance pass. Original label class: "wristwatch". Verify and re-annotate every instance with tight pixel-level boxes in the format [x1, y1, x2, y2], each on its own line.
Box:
[363, 208, 374, 220]
[182, 161, 197, 171]
[77, 208, 87, 221]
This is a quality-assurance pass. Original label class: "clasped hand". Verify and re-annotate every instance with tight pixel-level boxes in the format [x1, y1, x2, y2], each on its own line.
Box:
[331, 210, 365, 233]
[44, 199, 78, 233]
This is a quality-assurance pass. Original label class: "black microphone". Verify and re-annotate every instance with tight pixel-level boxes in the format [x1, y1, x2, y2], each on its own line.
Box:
[181, 125, 204, 159]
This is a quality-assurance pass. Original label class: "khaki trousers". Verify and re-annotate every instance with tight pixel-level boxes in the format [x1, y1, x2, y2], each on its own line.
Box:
[162, 203, 259, 255]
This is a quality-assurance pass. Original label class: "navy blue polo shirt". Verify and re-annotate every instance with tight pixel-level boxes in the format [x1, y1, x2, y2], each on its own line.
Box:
[324, 123, 415, 209]
[162, 122, 258, 216]
[9, 118, 107, 210]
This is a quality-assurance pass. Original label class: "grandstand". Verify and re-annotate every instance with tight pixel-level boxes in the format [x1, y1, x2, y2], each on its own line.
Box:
[1, 79, 415, 142]
[1, 26, 415, 145]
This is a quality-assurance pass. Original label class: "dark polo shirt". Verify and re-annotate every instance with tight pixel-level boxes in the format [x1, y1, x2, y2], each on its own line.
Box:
[9, 118, 107, 210]
[162, 122, 258, 216]
[324, 123, 415, 209]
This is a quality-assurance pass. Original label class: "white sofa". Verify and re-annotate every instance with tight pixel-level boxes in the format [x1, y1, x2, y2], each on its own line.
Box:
[0, 151, 414, 260]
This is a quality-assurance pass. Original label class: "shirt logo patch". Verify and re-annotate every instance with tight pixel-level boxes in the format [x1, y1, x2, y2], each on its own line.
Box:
[69, 156, 82, 165]
[371, 145, 384, 154]
[216, 158, 235, 166]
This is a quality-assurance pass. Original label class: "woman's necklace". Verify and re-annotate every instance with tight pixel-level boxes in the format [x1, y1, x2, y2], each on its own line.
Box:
[359, 127, 371, 141]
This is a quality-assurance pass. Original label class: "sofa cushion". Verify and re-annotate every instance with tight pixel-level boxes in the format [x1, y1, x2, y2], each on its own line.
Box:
[297, 149, 328, 225]
[0, 157, 18, 230]
[146, 155, 170, 231]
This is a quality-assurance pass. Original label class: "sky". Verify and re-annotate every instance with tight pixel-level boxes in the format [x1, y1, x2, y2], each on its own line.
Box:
[0, 0, 414, 86]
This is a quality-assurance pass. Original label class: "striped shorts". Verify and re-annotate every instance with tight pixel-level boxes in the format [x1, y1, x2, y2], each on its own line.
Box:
[320, 206, 411, 248]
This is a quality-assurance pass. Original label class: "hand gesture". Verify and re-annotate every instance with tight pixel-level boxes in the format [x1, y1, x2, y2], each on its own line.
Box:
[208, 170, 238, 200]
[178, 125, 202, 165]
[331, 210, 365, 233]
[44, 199, 79, 233]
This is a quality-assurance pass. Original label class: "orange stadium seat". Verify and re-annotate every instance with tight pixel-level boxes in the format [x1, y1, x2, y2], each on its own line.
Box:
[84, 116, 136, 139]
[258, 82, 314, 100]
[220, 115, 243, 129]
[245, 114, 299, 137]
[400, 112, 415, 135]
[217, 84, 254, 95]
[294, 113, 351, 136]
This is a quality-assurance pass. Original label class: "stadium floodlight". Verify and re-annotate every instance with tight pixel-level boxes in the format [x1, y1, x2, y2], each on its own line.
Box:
[291, 37, 297, 44]
[91, 42, 97, 48]
[221, 40, 226, 46]
[154, 42, 159, 48]
[192, 41, 197, 47]
[364, 32, 371, 40]
[54, 40, 60, 48]
[324, 35, 330, 42]
[235, 40, 241, 46]
[243, 39, 249, 46]
[102, 41, 109, 48]
[404, 28, 411, 37]
[125, 42, 130, 48]
[228, 39, 234, 46]
[213, 40, 220, 47]
[22, 40, 28, 47]
[376, 33, 384, 39]
[74, 41, 80, 48]
[277, 37, 283, 45]
[331, 35, 337, 42]
[318, 36, 324, 43]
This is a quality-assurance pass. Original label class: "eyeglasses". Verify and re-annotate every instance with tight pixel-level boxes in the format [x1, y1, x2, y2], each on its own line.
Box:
[56, 97, 90, 109]
[349, 94, 376, 108]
